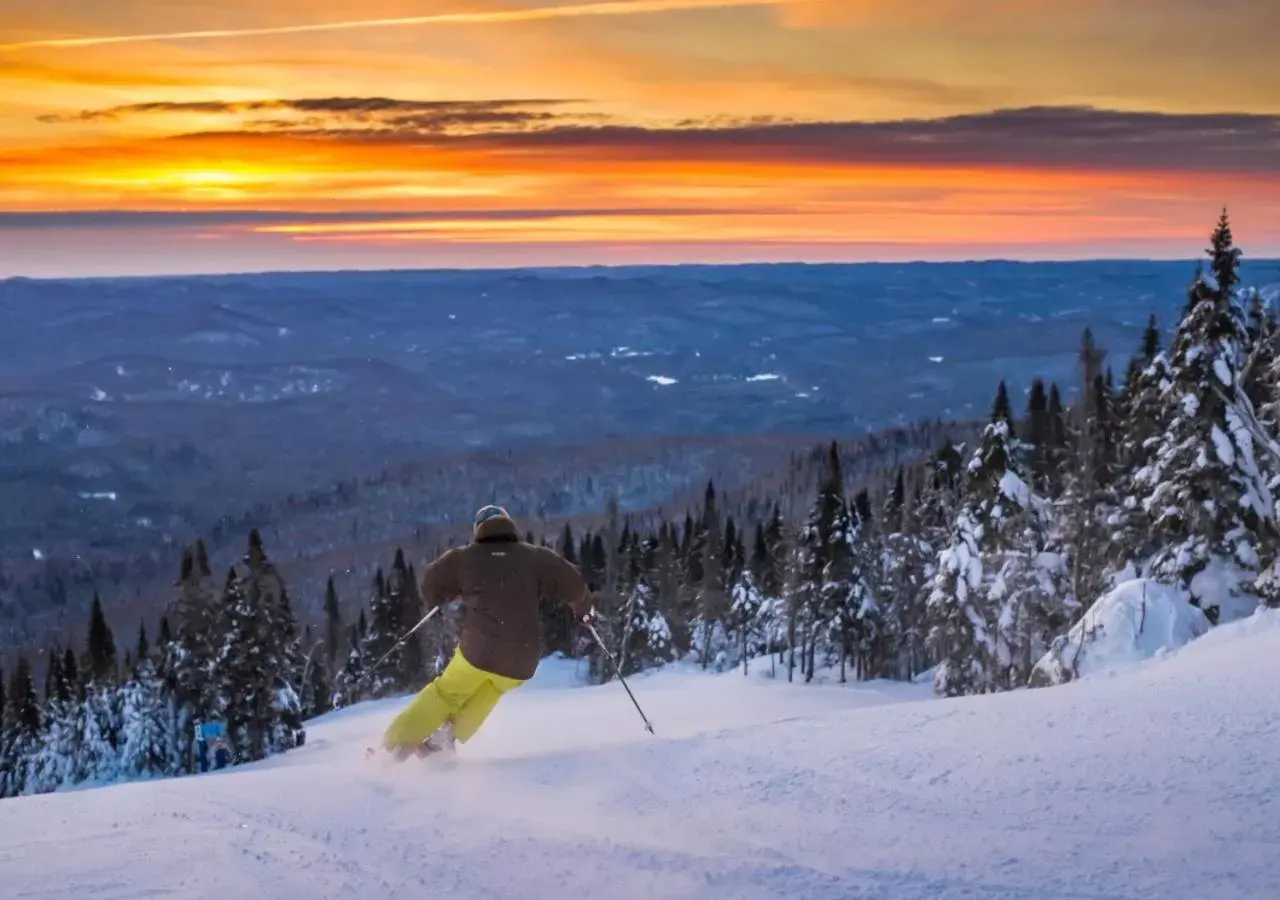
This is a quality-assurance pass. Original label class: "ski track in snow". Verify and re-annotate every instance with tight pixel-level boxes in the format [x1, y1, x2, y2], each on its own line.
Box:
[4, 616, 1280, 899]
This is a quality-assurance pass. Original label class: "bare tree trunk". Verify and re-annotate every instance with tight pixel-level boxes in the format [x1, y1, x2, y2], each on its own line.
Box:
[839, 627, 847, 684]
[805, 622, 816, 683]
[787, 603, 798, 683]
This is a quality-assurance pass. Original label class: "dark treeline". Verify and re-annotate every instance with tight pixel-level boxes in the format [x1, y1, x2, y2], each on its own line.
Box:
[4, 212, 1278, 800]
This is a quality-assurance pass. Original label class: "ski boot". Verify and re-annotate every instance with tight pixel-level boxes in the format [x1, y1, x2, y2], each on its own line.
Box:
[421, 721, 457, 758]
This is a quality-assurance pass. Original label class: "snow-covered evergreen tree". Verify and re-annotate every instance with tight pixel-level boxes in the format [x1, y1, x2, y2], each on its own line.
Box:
[928, 393, 1068, 695]
[331, 623, 369, 709]
[1135, 216, 1276, 623]
[75, 680, 123, 786]
[165, 540, 224, 773]
[360, 569, 403, 698]
[27, 647, 83, 793]
[729, 567, 764, 674]
[692, 481, 729, 669]
[879, 470, 936, 681]
[619, 555, 675, 676]
[0, 658, 42, 797]
[217, 530, 303, 762]
[927, 503, 991, 697]
[118, 650, 174, 780]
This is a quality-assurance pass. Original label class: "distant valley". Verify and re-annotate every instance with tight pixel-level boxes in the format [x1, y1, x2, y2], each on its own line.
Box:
[3, 258, 1278, 650]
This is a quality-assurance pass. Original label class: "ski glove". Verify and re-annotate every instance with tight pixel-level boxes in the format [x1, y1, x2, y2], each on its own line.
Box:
[581, 610, 597, 628]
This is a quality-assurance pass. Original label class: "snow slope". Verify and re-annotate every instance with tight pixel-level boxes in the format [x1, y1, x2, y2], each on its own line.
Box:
[4, 617, 1280, 899]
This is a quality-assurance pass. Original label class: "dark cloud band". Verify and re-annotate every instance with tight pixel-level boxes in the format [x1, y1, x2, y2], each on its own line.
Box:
[464, 106, 1280, 174]
[36, 98, 1280, 174]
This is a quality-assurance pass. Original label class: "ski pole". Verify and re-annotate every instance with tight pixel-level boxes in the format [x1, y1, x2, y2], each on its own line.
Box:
[357, 605, 441, 687]
[584, 619, 656, 735]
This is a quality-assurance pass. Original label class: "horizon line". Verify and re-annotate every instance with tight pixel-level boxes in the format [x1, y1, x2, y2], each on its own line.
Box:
[7, 254, 1279, 284]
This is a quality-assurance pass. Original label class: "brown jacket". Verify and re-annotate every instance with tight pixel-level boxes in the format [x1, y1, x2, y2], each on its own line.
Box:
[418, 515, 592, 680]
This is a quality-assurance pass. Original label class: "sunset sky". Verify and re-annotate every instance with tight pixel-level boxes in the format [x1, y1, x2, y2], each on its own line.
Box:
[2, 0, 1278, 276]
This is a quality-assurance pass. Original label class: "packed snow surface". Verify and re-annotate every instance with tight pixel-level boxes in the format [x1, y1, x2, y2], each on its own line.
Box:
[5, 616, 1280, 898]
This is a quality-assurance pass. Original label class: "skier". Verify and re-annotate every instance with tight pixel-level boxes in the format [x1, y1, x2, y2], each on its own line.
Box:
[381, 504, 594, 758]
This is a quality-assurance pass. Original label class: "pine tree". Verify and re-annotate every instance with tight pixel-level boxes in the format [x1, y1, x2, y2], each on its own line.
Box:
[76, 595, 123, 785]
[991, 381, 1016, 438]
[729, 523, 774, 674]
[360, 569, 399, 698]
[845, 492, 882, 681]
[75, 681, 122, 787]
[1025, 379, 1052, 492]
[1207, 207, 1241, 301]
[302, 623, 333, 720]
[1045, 383, 1070, 497]
[84, 592, 117, 684]
[928, 390, 1067, 695]
[332, 623, 368, 708]
[881, 476, 936, 681]
[927, 501, 991, 697]
[792, 442, 861, 682]
[617, 539, 675, 676]
[134, 622, 150, 671]
[1136, 223, 1275, 623]
[387, 548, 426, 690]
[27, 645, 82, 794]
[560, 523, 577, 564]
[1, 657, 43, 796]
[166, 541, 222, 773]
[62, 648, 79, 696]
[651, 521, 686, 658]
[118, 651, 173, 780]
[691, 481, 729, 669]
[323, 576, 343, 680]
[217, 531, 303, 762]
[1243, 289, 1279, 426]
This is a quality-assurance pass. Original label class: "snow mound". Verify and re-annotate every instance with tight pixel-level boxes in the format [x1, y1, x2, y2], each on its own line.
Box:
[1031, 578, 1210, 685]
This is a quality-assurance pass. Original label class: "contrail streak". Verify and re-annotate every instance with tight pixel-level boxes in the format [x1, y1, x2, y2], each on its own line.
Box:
[0, 0, 800, 51]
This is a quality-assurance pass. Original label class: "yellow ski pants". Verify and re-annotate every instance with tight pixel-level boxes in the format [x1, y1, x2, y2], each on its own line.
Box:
[382, 648, 525, 749]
